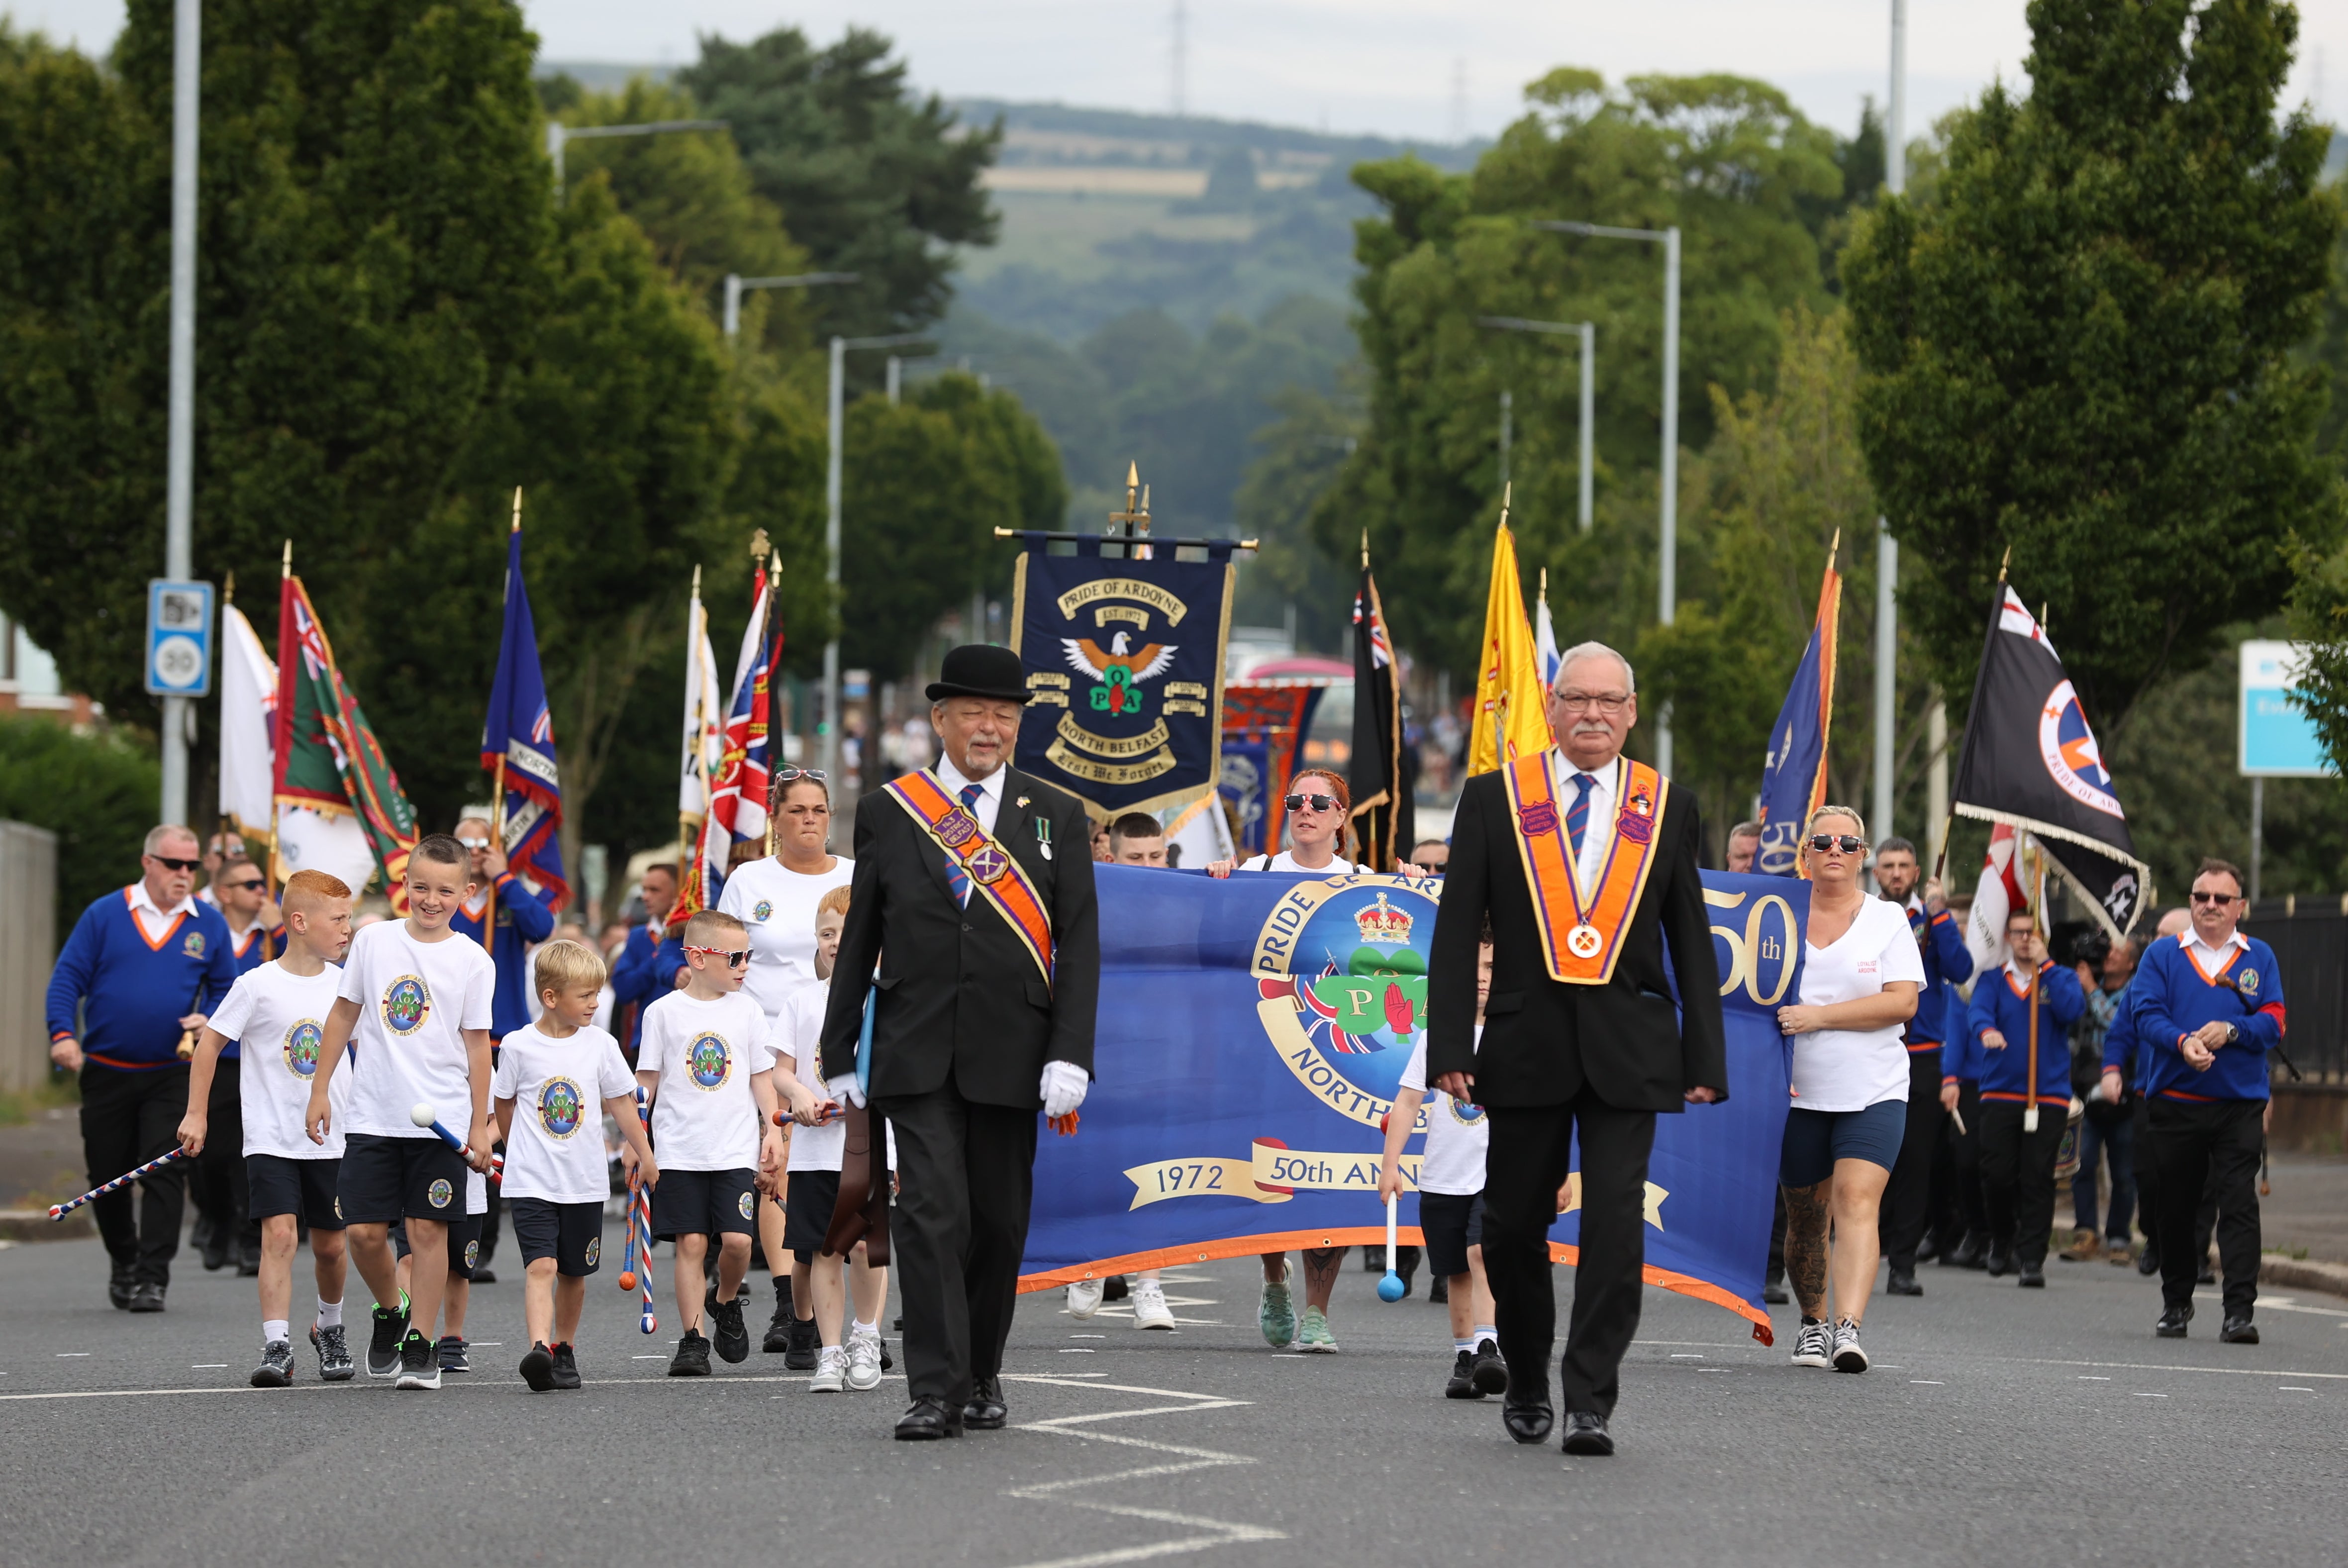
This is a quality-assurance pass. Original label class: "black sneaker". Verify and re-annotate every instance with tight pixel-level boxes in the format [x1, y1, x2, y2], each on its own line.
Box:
[367, 1301, 409, 1377]
[127, 1282, 166, 1312]
[395, 1330, 441, 1390]
[783, 1312, 820, 1371]
[520, 1342, 556, 1392]
[1469, 1337, 1508, 1396]
[251, 1339, 294, 1387]
[880, 1336, 893, 1372]
[436, 1334, 471, 1372]
[470, 1267, 496, 1285]
[551, 1342, 582, 1389]
[108, 1268, 135, 1311]
[669, 1328, 713, 1377]
[1428, 1274, 1450, 1305]
[310, 1321, 355, 1381]
[764, 1278, 794, 1353]
[1445, 1349, 1480, 1399]
[709, 1291, 750, 1364]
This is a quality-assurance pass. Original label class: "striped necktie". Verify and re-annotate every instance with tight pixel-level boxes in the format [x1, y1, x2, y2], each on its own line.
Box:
[944, 782, 986, 907]
[1565, 771, 1595, 863]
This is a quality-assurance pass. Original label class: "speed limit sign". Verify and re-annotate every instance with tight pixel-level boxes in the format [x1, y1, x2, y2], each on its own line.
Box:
[145, 580, 215, 698]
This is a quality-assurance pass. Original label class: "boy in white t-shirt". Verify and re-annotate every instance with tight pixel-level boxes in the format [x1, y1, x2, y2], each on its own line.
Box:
[495, 939, 656, 1391]
[307, 834, 497, 1392]
[1379, 928, 1505, 1401]
[178, 869, 357, 1387]
[637, 908, 821, 1376]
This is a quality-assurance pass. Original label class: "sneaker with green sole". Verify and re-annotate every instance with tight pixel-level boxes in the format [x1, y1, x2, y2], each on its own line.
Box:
[1295, 1305, 1340, 1353]
[1259, 1278, 1296, 1348]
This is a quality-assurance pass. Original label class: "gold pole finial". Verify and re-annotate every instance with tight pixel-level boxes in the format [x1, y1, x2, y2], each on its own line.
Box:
[1538, 566, 1548, 598]
[1997, 544, 2012, 582]
[749, 527, 771, 561]
[281, 539, 292, 578]
[1499, 481, 1512, 529]
[1361, 528, 1370, 569]
[690, 563, 702, 598]
[1826, 526, 1842, 573]
[768, 549, 782, 589]
[223, 570, 235, 605]
[510, 486, 523, 532]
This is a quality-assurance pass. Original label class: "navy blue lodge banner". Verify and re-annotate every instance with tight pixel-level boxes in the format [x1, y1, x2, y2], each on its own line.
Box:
[1010, 539, 1236, 818]
[1020, 867, 1808, 1343]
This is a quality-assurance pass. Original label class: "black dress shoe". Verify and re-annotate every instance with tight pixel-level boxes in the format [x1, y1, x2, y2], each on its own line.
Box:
[1763, 1281, 1789, 1305]
[2017, 1265, 2045, 1288]
[127, 1282, 166, 1313]
[1501, 1372, 1554, 1445]
[1885, 1270, 1922, 1297]
[2154, 1304, 2192, 1339]
[108, 1271, 135, 1311]
[2220, 1315, 2259, 1345]
[895, 1397, 964, 1441]
[1916, 1233, 1944, 1264]
[2136, 1248, 2161, 1277]
[1984, 1244, 2012, 1278]
[963, 1375, 1007, 1430]
[1429, 1274, 1449, 1305]
[1951, 1233, 1988, 1270]
[1560, 1410, 1614, 1457]
[2195, 1264, 2218, 1287]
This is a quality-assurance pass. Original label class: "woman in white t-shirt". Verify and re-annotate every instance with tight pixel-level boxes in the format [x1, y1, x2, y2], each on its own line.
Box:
[717, 771, 856, 1019]
[1774, 805, 1923, 1375]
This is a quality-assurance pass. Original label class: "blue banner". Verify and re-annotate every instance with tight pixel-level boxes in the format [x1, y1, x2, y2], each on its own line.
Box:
[480, 524, 567, 909]
[1010, 539, 1236, 818]
[1021, 867, 1807, 1341]
[1754, 564, 1840, 878]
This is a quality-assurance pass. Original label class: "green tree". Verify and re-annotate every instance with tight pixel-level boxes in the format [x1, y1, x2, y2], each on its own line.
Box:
[0, 717, 160, 935]
[677, 26, 1002, 344]
[1843, 0, 2342, 737]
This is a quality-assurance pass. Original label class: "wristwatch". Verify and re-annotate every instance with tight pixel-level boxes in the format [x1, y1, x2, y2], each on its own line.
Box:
[2224, 1022, 2240, 1046]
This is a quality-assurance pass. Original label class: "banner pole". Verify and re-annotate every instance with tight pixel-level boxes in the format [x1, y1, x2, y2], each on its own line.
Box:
[484, 489, 520, 954]
[2024, 854, 2043, 1134]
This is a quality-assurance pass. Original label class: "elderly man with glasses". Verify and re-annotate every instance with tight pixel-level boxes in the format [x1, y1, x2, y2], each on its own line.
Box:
[46, 825, 239, 1311]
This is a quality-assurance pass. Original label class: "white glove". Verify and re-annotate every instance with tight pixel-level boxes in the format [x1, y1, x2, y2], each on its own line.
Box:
[825, 1072, 866, 1111]
[1040, 1060, 1089, 1120]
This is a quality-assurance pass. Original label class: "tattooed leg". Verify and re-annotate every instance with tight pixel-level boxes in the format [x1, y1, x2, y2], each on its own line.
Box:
[1300, 1247, 1348, 1310]
[1782, 1182, 1832, 1320]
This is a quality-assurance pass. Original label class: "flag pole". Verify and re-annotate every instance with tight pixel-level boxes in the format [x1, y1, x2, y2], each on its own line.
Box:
[2024, 852, 2045, 1134]
[764, 546, 782, 858]
[682, 563, 703, 867]
[483, 489, 519, 954]
[1931, 545, 2012, 886]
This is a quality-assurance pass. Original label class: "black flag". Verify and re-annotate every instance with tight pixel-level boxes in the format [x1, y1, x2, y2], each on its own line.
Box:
[1348, 556, 1413, 871]
[1949, 581, 2151, 937]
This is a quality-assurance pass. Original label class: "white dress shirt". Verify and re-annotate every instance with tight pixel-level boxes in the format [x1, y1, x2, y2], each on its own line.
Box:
[933, 754, 1005, 834]
[1547, 751, 1620, 894]
[126, 881, 193, 945]
[2183, 926, 2249, 975]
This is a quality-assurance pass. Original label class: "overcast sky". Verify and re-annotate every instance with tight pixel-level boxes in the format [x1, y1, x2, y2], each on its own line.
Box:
[6, 0, 2339, 145]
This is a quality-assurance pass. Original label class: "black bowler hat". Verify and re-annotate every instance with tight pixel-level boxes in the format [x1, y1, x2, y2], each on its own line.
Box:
[925, 644, 1031, 704]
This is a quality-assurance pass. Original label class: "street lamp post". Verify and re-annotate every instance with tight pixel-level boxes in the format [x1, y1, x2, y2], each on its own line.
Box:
[824, 332, 934, 788]
[1879, 0, 1911, 861]
[1476, 315, 1596, 533]
[546, 118, 728, 200]
[161, 0, 200, 825]
[1530, 220, 1680, 775]
[722, 272, 860, 340]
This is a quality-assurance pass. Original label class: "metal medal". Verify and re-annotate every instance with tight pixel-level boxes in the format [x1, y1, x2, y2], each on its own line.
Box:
[1566, 923, 1603, 960]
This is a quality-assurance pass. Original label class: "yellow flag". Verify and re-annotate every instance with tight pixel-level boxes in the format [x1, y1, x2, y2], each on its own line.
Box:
[1468, 511, 1553, 775]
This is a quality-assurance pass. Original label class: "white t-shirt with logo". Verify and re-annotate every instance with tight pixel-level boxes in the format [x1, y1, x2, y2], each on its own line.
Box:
[208, 960, 349, 1160]
[1399, 1028, 1489, 1196]
[1789, 894, 1928, 1112]
[492, 1022, 637, 1203]
[717, 856, 856, 1020]
[1241, 853, 1375, 875]
[637, 989, 777, 1172]
[334, 919, 497, 1139]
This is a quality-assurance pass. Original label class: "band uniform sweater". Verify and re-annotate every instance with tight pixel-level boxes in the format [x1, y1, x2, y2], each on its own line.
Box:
[447, 873, 556, 1040]
[214, 919, 283, 1060]
[2131, 933, 2285, 1104]
[1964, 959, 2085, 1107]
[46, 886, 238, 1071]
[1902, 901, 1975, 1047]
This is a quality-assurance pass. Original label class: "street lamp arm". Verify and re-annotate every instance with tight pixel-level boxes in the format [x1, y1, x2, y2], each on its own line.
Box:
[1478, 315, 1593, 336]
[558, 118, 729, 141]
[839, 332, 937, 352]
[1531, 219, 1670, 244]
[737, 272, 861, 290]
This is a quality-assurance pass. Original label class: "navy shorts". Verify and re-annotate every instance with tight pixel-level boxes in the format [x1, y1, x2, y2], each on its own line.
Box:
[1417, 1190, 1485, 1279]
[1779, 1099, 1907, 1188]
[391, 1212, 484, 1280]
[338, 1133, 471, 1226]
[246, 1154, 344, 1229]
[649, 1167, 757, 1243]
[509, 1197, 605, 1276]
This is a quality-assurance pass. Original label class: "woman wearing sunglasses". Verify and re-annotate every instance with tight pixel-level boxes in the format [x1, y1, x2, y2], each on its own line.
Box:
[1773, 806, 1923, 1374]
[1206, 771, 1424, 1352]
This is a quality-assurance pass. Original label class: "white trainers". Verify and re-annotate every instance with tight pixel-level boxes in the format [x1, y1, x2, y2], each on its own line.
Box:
[846, 1328, 883, 1391]
[1132, 1277, 1175, 1330]
[1790, 1318, 1832, 1369]
[1066, 1277, 1105, 1319]
[809, 1345, 846, 1392]
[1831, 1317, 1870, 1374]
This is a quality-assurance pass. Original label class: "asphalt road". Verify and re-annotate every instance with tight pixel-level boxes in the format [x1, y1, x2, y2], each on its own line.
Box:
[3, 1233, 2344, 1568]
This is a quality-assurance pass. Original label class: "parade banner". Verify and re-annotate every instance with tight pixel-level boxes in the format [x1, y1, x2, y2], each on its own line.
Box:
[1010, 536, 1237, 818]
[481, 516, 568, 910]
[1219, 683, 1322, 855]
[1754, 543, 1841, 877]
[273, 569, 420, 909]
[1021, 865, 1806, 1342]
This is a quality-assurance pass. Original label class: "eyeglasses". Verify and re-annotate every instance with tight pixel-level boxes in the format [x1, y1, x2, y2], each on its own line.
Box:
[456, 836, 490, 851]
[683, 945, 751, 970]
[1283, 793, 1339, 813]
[1805, 834, 1866, 854]
[2189, 890, 2239, 906]
[148, 855, 201, 872]
[776, 768, 828, 784]
[1553, 692, 1631, 715]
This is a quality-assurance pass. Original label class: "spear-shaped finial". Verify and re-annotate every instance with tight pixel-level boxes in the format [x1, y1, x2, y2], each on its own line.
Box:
[768, 549, 782, 590]
[1499, 480, 1513, 529]
[510, 486, 523, 533]
[1826, 526, 1842, 574]
[690, 563, 702, 598]
[1361, 528, 1370, 569]
[223, 570, 235, 606]
[1997, 544, 2012, 583]
[281, 539, 292, 578]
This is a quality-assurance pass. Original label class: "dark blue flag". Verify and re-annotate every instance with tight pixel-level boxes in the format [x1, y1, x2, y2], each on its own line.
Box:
[1010, 536, 1235, 818]
[481, 521, 567, 910]
[1754, 558, 1841, 877]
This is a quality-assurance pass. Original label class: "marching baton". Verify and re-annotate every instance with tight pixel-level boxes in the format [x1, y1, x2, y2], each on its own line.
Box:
[1376, 1192, 1407, 1302]
[1948, 1104, 1967, 1137]
[407, 1103, 502, 1176]
[51, 1149, 187, 1220]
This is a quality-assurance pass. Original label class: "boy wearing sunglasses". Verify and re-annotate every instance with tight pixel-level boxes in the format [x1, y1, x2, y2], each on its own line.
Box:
[636, 909, 823, 1375]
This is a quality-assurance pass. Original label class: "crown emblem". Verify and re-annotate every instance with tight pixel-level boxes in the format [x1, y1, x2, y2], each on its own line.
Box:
[1356, 890, 1413, 946]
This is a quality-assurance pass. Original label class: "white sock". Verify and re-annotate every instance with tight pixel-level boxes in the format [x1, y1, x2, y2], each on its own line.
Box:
[1454, 1337, 1474, 1352]
[1473, 1325, 1497, 1344]
[316, 1296, 344, 1330]
[263, 1318, 290, 1345]
[853, 1317, 878, 1336]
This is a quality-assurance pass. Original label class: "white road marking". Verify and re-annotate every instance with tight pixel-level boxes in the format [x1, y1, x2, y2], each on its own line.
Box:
[1911, 1380, 1944, 1385]
[191, 1364, 227, 1369]
[2078, 1375, 2110, 1380]
[2279, 1386, 2315, 1393]
[56, 1353, 88, 1358]
[2013, 1358, 2348, 1381]
[1060, 1348, 1097, 1354]
[2133, 1392, 2168, 1398]
[1071, 1334, 1107, 1339]
[1669, 1353, 1703, 1359]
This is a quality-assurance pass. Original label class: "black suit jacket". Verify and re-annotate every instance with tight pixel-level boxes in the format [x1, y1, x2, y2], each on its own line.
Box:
[818, 767, 1100, 1108]
[1427, 758, 1728, 1112]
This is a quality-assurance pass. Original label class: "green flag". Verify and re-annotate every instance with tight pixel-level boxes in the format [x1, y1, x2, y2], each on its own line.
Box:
[274, 572, 419, 909]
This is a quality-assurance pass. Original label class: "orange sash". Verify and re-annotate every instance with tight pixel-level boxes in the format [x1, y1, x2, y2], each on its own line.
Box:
[1501, 753, 1667, 985]
[884, 770, 1055, 986]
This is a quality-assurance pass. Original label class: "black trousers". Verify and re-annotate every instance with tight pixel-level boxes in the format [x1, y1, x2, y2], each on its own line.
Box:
[1879, 1051, 1946, 1271]
[1482, 1092, 1656, 1421]
[1978, 1100, 2065, 1269]
[873, 1078, 1038, 1409]
[79, 1062, 191, 1286]
[2148, 1097, 2263, 1316]
[1949, 1081, 1988, 1238]
[186, 1058, 252, 1254]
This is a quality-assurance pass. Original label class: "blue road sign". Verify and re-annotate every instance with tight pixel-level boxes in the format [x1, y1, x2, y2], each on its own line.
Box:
[2238, 640, 2333, 778]
[145, 579, 215, 699]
